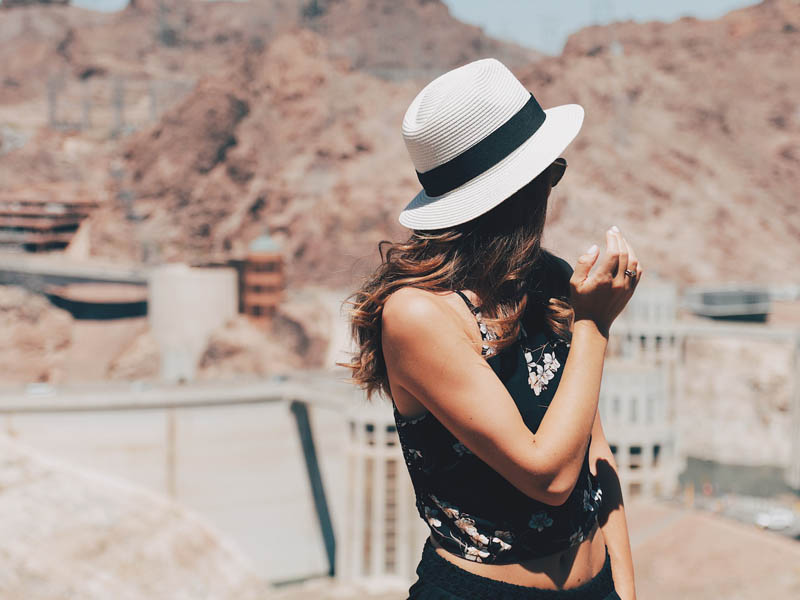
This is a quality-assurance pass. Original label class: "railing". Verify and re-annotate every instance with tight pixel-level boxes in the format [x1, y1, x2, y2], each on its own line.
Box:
[335, 400, 428, 591]
[0, 374, 362, 584]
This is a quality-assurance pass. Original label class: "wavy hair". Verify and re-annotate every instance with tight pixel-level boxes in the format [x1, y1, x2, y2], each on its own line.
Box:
[338, 168, 574, 401]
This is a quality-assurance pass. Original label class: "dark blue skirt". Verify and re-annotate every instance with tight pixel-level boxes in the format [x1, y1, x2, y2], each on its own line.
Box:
[407, 538, 620, 600]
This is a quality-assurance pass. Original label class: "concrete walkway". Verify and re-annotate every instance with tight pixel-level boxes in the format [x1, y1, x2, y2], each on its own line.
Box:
[271, 499, 800, 599]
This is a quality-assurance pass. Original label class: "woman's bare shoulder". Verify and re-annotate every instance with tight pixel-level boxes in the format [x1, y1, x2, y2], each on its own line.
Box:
[383, 286, 443, 317]
[382, 287, 474, 348]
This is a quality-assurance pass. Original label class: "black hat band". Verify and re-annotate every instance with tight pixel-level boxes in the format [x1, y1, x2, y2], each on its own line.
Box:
[415, 92, 546, 197]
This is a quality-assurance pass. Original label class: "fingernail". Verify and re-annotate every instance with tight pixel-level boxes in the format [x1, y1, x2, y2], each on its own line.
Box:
[611, 225, 620, 233]
[586, 244, 598, 254]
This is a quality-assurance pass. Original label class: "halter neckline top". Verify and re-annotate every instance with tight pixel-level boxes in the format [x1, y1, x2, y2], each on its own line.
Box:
[391, 285, 603, 564]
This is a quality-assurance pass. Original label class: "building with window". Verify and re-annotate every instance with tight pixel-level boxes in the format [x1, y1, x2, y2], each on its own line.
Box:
[602, 276, 682, 499]
[242, 231, 285, 325]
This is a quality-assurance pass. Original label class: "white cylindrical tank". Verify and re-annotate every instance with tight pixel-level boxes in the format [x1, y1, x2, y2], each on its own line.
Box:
[148, 263, 238, 383]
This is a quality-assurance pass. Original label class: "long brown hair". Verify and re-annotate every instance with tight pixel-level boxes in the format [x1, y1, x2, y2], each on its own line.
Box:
[338, 168, 573, 401]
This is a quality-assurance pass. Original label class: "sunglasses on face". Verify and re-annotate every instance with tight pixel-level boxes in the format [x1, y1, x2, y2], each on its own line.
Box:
[549, 157, 567, 188]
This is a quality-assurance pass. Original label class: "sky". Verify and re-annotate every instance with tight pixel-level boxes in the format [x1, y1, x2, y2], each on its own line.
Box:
[55, 0, 759, 55]
[441, 0, 760, 54]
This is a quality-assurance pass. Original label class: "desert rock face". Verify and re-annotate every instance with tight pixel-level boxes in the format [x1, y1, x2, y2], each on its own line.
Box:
[298, 0, 540, 80]
[106, 326, 161, 381]
[519, 0, 800, 284]
[103, 27, 418, 280]
[4, 1, 797, 287]
[80, 0, 799, 288]
[0, 286, 73, 384]
[680, 336, 794, 466]
[0, 0, 538, 281]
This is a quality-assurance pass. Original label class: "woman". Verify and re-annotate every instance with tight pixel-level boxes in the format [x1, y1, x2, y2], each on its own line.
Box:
[341, 58, 640, 599]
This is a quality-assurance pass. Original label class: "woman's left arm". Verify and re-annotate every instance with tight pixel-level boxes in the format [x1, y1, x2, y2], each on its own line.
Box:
[589, 407, 637, 600]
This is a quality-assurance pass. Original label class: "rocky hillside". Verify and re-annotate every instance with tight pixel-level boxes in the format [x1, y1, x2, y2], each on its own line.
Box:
[1, 0, 799, 385]
[3, 1, 796, 287]
[0, 286, 74, 383]
[297, 0, 540, 80]
[0, 0, 541, 281]
[519, 0, 800, 284]
[96, 28, 419, 284]
[86, 0, 799, 288]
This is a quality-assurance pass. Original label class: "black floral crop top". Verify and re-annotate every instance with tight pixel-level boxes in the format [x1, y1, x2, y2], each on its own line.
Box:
[391, 261, 603, 564]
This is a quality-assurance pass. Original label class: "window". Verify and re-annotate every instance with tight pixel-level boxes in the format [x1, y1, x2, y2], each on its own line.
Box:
[386, 424, 397, 446]
[254, 261, 278, 273]
[629, 446, 642, 470]
[249, 284, 280, 294]
[365, 422, 375, 446]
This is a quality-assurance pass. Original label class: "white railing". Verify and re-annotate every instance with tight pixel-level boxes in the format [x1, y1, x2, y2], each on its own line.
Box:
[336, 400, 428, 592]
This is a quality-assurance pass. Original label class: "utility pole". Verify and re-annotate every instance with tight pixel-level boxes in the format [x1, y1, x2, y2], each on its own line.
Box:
[112, 76, 125, 137]
[46, 76, 59, 129]
[594, 0, 630, 147]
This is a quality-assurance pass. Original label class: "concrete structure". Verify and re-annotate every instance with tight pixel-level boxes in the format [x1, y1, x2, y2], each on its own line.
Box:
[148, 263, 238, 382]
[44, 282, 148, 319]
[242, 232, 285, 326]
[602, 276, 683, 499]
[599, 360, 679, 498]
[615, 274, 682, 365]
[683, 284, 772, 322]
[336, 401, 428, 592]
[0, 373, 360, 584]
[0, 373, 432, 589]
[0, 252, 147, 290]
[0, 191, 97, 253]
[609, 275, 800, 494]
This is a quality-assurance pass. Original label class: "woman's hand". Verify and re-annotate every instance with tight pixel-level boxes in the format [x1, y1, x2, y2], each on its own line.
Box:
[569, 226, 642, 337]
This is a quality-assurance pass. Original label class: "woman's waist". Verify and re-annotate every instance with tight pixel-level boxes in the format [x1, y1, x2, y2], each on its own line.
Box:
[419, 464, 601, 529]
[430, 520, 607, 590]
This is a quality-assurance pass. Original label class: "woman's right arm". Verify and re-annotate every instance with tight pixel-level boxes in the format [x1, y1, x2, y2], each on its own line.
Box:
[382, 228, 640, 506]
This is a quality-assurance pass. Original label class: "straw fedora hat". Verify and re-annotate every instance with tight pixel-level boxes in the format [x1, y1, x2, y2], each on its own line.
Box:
[399, 58, 584, 230]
